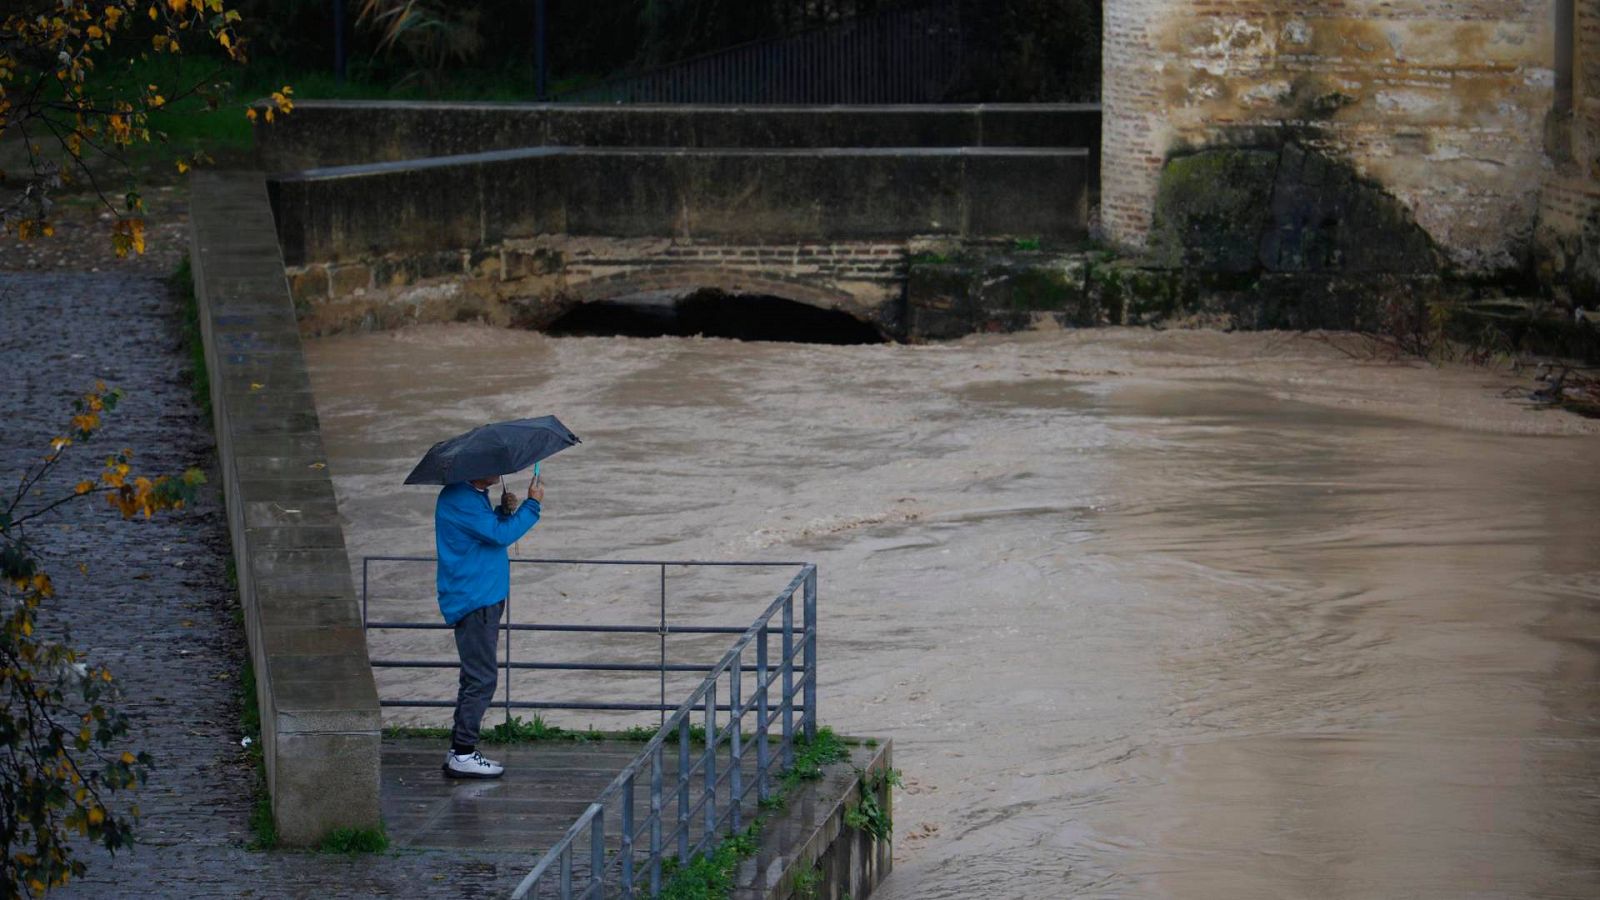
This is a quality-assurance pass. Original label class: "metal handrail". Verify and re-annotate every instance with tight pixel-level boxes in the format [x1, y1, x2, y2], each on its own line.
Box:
[362, 556, 810, 721]
[510, 564, 818, 898]
[359, 555, 818, 898]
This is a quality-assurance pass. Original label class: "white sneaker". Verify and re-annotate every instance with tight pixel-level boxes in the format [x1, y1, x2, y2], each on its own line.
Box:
[443, 750, 504, 779]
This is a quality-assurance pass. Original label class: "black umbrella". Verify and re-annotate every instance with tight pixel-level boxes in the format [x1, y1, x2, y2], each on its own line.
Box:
[404, 416, 581, 485]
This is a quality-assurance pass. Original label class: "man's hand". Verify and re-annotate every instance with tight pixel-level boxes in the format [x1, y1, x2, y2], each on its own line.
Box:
[498, 490, 521, 515]
[528, 473, 546, 504]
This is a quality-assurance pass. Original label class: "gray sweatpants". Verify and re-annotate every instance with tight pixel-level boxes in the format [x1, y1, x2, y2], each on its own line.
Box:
[451, 600, 504, 752]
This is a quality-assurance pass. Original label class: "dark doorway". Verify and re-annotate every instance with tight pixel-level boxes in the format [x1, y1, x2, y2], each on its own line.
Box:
[543, 289, 888, 345]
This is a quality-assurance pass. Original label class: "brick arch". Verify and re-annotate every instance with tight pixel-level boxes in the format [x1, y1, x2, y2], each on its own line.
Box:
[564, 266, 863, 317]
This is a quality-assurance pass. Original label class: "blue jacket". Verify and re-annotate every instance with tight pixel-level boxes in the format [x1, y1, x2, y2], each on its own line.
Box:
[434, 482, 541, 625]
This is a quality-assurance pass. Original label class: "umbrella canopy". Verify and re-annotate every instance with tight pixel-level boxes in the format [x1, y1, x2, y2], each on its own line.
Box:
[404, 416, 581, 485]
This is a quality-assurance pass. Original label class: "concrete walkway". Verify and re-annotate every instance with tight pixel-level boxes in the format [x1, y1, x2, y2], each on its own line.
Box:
[384, 738, 762, 855]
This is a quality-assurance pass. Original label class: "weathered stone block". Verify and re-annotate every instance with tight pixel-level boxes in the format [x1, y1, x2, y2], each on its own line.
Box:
[270, 730, 381, 846]
[287, 265, 328, 301]
[328, 264, 370, 296]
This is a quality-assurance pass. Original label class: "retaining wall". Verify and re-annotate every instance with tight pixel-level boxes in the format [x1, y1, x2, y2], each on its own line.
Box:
[268, 146, 1090, 267]
[254, 100, 1102, 174]
[188, 170, 382, 844]
[735, 741, 894, 900]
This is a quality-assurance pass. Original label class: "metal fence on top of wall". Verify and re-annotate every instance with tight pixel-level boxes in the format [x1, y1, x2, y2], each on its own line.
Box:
[553, 0, 962, 105]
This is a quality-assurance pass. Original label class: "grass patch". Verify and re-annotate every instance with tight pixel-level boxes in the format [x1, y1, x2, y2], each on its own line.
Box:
[240, 656, 276, 851]
[659, 727, 852, 898]
[319, 826, 390, 854]
[658, 825, 759, 900]
[171, 255, 211, 425]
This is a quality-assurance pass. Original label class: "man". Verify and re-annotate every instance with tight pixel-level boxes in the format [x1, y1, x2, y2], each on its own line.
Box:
[434, 469, 545, 778]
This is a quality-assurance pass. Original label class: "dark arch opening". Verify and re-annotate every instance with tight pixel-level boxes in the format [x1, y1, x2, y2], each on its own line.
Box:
[543, 289, 888, 345]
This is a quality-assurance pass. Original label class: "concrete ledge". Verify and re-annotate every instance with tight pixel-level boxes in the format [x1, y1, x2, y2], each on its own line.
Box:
[734, 741, 894, 900]
[255, 100, 1102, 173]
[269, 146, 1090, 265]
[188, 170, 382, 845]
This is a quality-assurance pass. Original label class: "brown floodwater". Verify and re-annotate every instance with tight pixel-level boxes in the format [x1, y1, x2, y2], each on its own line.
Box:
[305, 325, 1600, 899]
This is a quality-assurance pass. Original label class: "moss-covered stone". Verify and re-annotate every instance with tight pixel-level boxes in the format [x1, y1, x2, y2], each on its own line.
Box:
[1148, 143, 1439, 277]
[1147, 150, 1278, 273]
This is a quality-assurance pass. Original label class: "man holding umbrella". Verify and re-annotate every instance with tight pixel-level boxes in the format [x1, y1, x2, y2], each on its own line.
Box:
[406, 416, 580, 779]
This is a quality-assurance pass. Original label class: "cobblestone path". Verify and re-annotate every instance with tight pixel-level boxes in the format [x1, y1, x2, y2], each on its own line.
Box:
[1, 272, 532, 897]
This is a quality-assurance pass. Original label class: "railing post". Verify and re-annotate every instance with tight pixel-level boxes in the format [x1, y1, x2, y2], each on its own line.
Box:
[703, 680, 717, 843]
[621, 773, 636, 897]
[589, 807, 605, 899]
[781, 592, 795, 769]
[659, 565, 667, 728]
[361, 557, 369, 627]
[650, 743, 664, 895]
[677, 716, 691, 861]
[729, 650, 743, 833]
[803, 567, 818, 742]
[756, 628, 770, 804]
[504, 590, 513, 729]
[560, 845, 573, 898]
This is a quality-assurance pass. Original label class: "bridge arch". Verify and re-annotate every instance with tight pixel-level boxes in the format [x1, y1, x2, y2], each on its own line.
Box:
[548, 266, 892, 344]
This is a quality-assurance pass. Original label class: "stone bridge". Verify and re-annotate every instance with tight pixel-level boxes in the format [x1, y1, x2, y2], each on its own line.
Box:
[260, 103, 1099, 338]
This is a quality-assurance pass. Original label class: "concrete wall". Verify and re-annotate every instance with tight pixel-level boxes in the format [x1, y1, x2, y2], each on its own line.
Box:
[268, 146, 1090, 267]
[1103, 0, 1561, 273]
[188, 170, 382, 845]
[255, 101, 1102, 174]
[733, 741, 894, 900]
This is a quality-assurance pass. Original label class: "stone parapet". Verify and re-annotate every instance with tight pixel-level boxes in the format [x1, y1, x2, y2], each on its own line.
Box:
[254, 100, 1101, 174]
[267, 146, 1090, 268]
[187, 170, 382, 845]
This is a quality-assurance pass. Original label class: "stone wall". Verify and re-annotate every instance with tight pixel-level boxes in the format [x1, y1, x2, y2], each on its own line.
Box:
[1103, 0, 1561, 274]
[1535, 0, 1600, 306]
[188, 170, 382, 845]
[283, 235, 915, 337]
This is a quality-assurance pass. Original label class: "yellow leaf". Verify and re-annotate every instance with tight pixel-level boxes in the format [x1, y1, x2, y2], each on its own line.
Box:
[120, 751, 136, 764]
[244, 107, 257, 122]
[249, 382, 264, 391]
[75, 480, 94, 495]
[176, 160, 189, 174]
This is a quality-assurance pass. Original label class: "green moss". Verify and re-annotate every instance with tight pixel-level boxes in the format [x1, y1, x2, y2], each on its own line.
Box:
[319, 826, 390, 854]
[656, 727, 854, 900]
[1005, 268, 1078, 312]
[1147, 149, 1278, 273]
[171, 256, 211, 426]
[241, 656, 276, 851]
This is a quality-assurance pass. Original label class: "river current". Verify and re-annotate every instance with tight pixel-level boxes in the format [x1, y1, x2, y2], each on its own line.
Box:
[306, 324, 1600, 899]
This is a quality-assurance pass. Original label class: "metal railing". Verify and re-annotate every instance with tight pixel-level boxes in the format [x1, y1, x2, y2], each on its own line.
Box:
[553, 0, 961, 105]
[360, 557, 818, 898]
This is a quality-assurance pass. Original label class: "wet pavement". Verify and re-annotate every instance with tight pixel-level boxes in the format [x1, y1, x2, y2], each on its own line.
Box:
[0, 272, 536, 896]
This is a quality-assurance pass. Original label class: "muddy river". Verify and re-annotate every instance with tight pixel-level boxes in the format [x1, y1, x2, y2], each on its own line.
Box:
[305, 325, 1600, 899]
